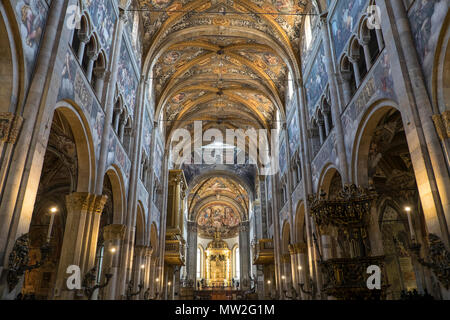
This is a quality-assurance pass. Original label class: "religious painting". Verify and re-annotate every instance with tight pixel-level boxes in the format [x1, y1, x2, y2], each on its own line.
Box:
[153, 133, 164, 181]
[172, 92, 186, 104]
[272, 0, 293, 13]
[197, 204, 240, 239]
[118, 38, 138, 115]
[84, 0, 116, 57]
[13, 0, 49, 75]
[151, 0, 174, 9]
[305, 43, 328, 118]
[330, 0, 367, 58]
[373, 51, 396, 101]
[263, 53, 280, 66]
[163, 51, 181, 65]
[408, 0, 449, 82]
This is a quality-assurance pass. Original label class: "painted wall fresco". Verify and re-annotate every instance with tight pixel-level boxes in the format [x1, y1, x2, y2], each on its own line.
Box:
[278, 137, 287, 175]
[107, 130, 131, 184]
[287, 109, 300, 156]
[340, 50, 397, 167]
[197, 204, 240, 239]
[304, 43, 328, 118]
[143, 107, 152, 156]
[118, 38, 138, 116]
[13, 0, 50, 82]
[57, 49, 104, 159]
[330, 0, 367, 58]
[408, 0, 449, 99]
[84, 0, 116, 57]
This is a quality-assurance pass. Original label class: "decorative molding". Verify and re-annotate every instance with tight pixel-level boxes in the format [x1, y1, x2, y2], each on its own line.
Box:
[103, 224, 127, 241]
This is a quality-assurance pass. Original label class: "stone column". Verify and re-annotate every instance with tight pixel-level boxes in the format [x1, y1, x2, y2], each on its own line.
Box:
[340, 71, 353, 106]
[53, 193, 107, 300]
[186, 221, 197, 285]
[77, 32, 88, 62]
[132, 245, 147, 299]
[239, 221, 251, 290]
[100, 224, 126, 300]
[93, 67, 106, 98]
[361, 39, 373, 71]
[319, 13, 350, 183]
[95, 6, 128, 194]
[349, 56, 361, 88]
[294, 82, 321, 298]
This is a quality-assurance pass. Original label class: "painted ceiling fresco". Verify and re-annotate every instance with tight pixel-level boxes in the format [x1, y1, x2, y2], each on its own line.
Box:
[134, 0, 309, 143]
[197, 203, 240, 238]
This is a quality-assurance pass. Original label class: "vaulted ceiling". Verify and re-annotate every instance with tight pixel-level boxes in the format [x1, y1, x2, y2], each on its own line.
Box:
[137, 0, 311, 142]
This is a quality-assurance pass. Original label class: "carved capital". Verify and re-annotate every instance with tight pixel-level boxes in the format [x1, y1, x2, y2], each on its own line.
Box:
[0, 113, 23, 144]
[432, 112, 450, 141]
[103, 224, 127, 241]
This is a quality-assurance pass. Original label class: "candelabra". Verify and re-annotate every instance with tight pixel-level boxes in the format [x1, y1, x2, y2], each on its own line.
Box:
[126, 280, 143, 299]
[82, 267, 112, 300]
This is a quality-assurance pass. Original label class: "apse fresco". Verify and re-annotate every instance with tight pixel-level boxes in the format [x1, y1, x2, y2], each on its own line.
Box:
[408, 0, 449, 84]
[330, 0, 367, 58]
[304, 43, 328, 118]
[118, 38, 138, 115]
[84, 0, 116, 57]
[13, 0, 50, 78]
[197, 204, 240, 239]
[57, 49, 105, 160]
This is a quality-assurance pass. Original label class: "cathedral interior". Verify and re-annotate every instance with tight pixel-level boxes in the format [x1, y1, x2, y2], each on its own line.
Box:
[0, 0, 449, 301]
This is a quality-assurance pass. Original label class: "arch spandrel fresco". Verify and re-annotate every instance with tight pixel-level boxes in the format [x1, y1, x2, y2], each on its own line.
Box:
[197, 204, 241, 239]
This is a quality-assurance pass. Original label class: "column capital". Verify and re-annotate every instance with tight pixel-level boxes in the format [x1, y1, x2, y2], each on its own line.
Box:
[103, 224, 127, 241]
[432, 111, 450, 141]
[0, 112, 23, 145]
[288, 242, 307, 254]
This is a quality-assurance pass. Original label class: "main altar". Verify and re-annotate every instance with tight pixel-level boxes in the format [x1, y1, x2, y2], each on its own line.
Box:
[205, 232, 232, 287]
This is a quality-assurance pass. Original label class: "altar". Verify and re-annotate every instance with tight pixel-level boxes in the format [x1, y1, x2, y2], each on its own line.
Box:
[205, 232, 232, 287]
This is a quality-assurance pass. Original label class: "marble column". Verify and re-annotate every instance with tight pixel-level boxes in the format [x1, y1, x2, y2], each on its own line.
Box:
[53, 193, 107, 300]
